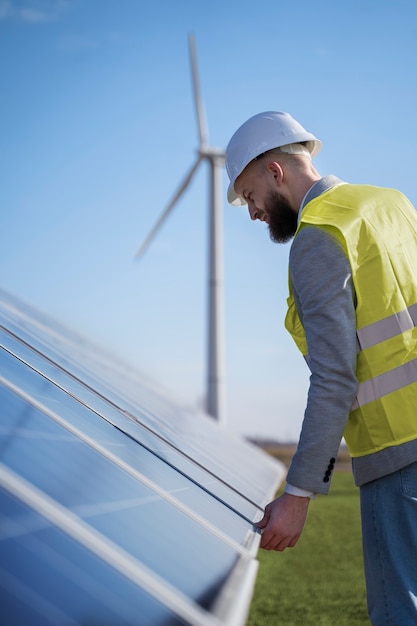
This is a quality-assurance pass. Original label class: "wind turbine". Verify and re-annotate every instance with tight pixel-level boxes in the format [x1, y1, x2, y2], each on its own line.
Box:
[134, 35, 226, 425]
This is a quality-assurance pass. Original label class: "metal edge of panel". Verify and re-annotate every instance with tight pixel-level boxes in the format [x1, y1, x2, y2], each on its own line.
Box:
[210, 553, 260, 626]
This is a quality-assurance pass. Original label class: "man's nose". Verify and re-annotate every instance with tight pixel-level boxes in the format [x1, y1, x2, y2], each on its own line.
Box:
[248, 203, 259, 221]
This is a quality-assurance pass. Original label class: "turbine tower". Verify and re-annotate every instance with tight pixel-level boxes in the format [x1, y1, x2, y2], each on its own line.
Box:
[134, 35, 226, 425]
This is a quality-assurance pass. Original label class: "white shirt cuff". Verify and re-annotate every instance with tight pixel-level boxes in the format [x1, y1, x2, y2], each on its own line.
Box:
[285, 482, 317, 499]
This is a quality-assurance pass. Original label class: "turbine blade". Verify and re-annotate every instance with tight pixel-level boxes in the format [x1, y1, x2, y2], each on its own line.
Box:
[188, 33, 208, 148]
[134, 156, 202, 260]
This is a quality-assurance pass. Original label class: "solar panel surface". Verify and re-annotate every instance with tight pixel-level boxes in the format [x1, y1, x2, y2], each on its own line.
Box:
[0, 289, 285, 625]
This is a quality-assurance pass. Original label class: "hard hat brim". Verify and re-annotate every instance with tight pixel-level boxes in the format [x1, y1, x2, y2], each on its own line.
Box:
[227, 182, 245, 206]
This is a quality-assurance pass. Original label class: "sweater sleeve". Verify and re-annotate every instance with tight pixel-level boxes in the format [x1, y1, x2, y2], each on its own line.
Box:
[285, 226, 358, 494]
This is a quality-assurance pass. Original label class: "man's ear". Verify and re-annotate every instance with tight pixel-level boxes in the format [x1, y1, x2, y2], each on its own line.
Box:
[266, 161, 284, 186]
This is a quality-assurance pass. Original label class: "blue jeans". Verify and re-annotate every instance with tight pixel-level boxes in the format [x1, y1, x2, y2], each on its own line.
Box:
[360, 462, 417, 625]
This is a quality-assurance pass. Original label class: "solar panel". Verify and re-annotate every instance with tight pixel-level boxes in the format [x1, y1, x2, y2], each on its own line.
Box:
[0, 289, 285, 625]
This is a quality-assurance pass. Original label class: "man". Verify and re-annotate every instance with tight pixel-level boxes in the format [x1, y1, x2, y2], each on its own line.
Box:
[225, 111, 417, 625]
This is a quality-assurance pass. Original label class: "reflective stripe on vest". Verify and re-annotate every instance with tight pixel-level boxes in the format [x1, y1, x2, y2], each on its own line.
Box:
[354, 303, 417, 409]
[357, 302, 417, 350]
[353, 357, 417, 410]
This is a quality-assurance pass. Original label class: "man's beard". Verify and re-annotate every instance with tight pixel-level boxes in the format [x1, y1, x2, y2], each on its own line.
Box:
[264, 190, 298, 244]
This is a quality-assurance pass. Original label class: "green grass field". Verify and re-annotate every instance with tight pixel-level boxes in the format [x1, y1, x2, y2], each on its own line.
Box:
[248, 472, 370, 625]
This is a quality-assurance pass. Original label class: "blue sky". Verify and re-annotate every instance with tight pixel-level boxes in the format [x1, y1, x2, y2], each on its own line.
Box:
[1, 0, 417, 441]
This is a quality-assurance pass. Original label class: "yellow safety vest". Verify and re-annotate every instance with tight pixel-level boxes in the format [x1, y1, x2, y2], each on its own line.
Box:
[285, 183, 417, 457]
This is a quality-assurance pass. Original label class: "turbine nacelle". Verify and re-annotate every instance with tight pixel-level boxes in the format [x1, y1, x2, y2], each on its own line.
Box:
[198, 146, 225, 162]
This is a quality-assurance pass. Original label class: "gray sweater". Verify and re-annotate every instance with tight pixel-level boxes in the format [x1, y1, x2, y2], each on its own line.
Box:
[285, 176, 417, 494]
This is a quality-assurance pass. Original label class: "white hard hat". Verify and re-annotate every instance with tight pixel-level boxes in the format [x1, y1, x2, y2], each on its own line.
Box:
[225, 111, 322, 205]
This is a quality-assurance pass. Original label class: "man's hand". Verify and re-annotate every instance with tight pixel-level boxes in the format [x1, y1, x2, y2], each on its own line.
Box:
[255, 492, 310, 551]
